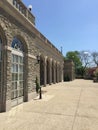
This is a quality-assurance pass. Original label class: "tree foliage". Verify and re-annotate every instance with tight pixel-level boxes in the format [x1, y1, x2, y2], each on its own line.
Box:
[92, 52, 98, 67]
[65, 51, 82, 69]
[65, 51, 98, 77]
[79, 51, 91, 68]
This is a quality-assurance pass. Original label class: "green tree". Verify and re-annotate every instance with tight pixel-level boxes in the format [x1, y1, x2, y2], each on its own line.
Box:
[76, 66, 85, 77]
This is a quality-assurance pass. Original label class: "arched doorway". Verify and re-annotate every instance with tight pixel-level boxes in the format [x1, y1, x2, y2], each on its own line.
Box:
[47, 58, 50, 84]
[11, 37, 25, 106]
[40, 55, 44, 86]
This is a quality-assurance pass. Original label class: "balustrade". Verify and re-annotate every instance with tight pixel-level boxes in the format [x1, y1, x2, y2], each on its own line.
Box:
[6, 0, 61, 55]
[7, 0, 35, 25]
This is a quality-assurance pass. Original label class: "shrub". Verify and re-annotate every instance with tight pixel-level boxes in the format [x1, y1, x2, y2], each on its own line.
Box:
[64, 75, 70, 81]
[93, 68, 98, 80]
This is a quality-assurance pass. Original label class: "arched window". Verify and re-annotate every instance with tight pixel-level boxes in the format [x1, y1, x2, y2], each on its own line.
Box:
[11, 37, 23, 51]
[11, 37, 24, 106]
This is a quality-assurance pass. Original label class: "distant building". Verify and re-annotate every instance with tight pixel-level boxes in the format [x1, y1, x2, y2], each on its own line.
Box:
[85, 67, 98, 79]
[64, 60, 75, 81]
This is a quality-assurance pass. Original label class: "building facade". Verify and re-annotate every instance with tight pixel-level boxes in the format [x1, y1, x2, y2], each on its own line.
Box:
[0, 0, 64, 112]
[64, 60, 75, 81]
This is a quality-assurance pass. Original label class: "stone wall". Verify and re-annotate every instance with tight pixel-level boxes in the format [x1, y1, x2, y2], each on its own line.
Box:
[0, 0, 63, 112]
[64, 60, 75, 81]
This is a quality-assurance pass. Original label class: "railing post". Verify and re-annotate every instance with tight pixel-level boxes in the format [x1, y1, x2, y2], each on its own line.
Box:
[26, 9, 28, 18]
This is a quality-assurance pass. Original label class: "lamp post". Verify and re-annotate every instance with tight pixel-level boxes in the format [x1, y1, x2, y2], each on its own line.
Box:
[36, 55, 42, 99]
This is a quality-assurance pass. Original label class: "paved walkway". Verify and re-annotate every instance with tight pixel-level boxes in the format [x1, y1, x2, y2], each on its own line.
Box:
[0, 79, 98, 130]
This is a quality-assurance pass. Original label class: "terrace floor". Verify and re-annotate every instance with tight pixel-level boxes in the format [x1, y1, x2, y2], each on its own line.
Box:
[0, 79, 98, 130]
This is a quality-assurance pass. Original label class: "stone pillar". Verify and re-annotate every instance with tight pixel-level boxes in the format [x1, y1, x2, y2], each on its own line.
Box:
[61, 63, 64, 82]
[52, 60, 54, 83]
[54, 61, 56, 84]
[58, 64, 59, 82]
[59, 65, 61, 82]
[44, 57, 47, 86]
[56, 63, 59, 83]
[5, 48, 12, 111]
[23, 53, 28, 102]
[47, 58, 51, 85]
[59, 65, 62, 82]
[50, 58, 52, 85]
[57, 63, 59, 83]
[0, 41, 8, 112]
[60, 64, 63, 82]
[56, 62, 58, 83]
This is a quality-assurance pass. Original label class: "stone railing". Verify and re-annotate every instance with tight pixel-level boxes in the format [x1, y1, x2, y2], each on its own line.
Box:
[7, 0, 35, 25]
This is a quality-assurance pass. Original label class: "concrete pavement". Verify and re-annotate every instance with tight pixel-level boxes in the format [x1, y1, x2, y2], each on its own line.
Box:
[0, 79, 98, 130]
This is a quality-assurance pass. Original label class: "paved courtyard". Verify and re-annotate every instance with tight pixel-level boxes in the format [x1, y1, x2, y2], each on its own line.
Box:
[0, 79, 98, 130]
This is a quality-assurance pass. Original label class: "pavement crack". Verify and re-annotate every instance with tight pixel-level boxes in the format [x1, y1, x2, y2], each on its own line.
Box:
[71, 88, 83, 130]
[26, 110, 98, 119]
[27, 110, 74, 117]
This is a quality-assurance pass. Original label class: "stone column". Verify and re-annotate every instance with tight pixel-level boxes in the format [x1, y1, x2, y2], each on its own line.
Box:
[58, 65, 60, 82]
[58, 64, 60, 82]
[44, 57, 47, 86]
[50, 58, 52, 85]
[5, 48, 12, 112]
[0, 41, 8, 112]
[57, 63, 59, 83]
[60, 65, 63, 82]
[47, 58, 51, 85]
[56, 63, 59, 83]
[24, 53, 28, 102]
[59, 65, 62, 82]
[52, 60, 54, 83]
[61, 63, 64, 82]
[54, 61, 56, 84]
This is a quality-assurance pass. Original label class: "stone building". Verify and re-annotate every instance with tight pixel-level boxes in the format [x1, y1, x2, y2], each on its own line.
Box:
[64, 60, 75, 81]
[0, 0, 63, 112]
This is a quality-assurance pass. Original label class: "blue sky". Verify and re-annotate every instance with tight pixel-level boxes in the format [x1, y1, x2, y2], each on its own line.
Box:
[23, 0, 98, 56]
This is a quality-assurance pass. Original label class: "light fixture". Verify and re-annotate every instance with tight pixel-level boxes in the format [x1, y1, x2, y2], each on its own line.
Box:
[37, 55, 40, 64]
[28, 5, 32, 11]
